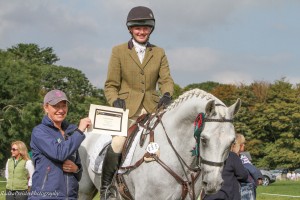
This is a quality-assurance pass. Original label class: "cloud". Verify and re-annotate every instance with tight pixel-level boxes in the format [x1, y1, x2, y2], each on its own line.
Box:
[57, 46, 111, 88]
[212, 71, 253, 85]
[1, 0, 300, 88]
[168, 47, 220, 71]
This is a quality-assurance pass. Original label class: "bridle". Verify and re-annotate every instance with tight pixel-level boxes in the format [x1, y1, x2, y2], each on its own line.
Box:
[116, 107, 234, 200]
[198, 117, 234, 167]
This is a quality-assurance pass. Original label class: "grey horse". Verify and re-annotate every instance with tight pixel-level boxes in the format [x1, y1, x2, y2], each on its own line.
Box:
[78, 89, 241, 200]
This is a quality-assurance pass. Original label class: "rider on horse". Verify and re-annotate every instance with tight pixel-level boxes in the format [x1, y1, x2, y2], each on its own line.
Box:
[102, 5, 174, 199]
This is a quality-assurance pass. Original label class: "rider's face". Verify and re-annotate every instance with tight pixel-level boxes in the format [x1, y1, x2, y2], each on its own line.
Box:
[129, 26, 152, 44]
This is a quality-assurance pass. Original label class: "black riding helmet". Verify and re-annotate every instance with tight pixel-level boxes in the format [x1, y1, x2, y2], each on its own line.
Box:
[126, 6, 155, 33]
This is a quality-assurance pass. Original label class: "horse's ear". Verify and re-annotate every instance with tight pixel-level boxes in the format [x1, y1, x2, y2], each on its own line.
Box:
[229, 98, 242, 116]
[205, 100, 216, 116]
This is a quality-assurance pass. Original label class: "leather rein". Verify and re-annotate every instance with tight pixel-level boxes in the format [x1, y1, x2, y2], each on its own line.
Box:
[116, 109, 234, 200]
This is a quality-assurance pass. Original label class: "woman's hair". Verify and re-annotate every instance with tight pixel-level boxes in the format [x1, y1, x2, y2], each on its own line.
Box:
[11, 141, 30, 161]
[231, 133, 246, 154]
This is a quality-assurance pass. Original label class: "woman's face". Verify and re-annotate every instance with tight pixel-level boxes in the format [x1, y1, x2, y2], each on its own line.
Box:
[130, 26, 152, 44]
[11, 144, 20, 158]
[44, 101, 68, 125]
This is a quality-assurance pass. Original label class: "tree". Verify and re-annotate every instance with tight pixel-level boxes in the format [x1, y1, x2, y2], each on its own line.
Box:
[7, 43, 59, 65]
[183, 81, 220, 93]
[0, 51, 42, 165]
[237, 79, 300, 168]
[39, 64, 107, 123]
[172, 83, 182, 100]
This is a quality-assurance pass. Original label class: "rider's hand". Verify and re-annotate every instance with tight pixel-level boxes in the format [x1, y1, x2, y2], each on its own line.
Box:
[113, 98, 126, 111]
[158, 92, 172, 109]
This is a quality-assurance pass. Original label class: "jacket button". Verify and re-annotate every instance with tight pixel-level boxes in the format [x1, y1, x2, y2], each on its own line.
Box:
[140, 71, 144, 75]
[141, 81, 144, 84]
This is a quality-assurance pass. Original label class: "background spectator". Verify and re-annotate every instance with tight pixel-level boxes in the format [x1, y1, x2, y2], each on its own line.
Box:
[5, 140, 34, 200]
[232, 133, 263, 200]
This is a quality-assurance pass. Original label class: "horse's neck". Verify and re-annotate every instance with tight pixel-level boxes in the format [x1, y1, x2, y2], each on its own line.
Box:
[165, 98, 208, 123]
[159, 107, 200, 166]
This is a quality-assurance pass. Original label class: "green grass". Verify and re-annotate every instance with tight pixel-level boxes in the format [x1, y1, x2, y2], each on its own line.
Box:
[0, 177, 5, 200]
[94, 181, 300, 200]
[93, 192, 100, 199]
[257, 180, 300, 200]
[0, 176, 100, 200]
[1, 177, 299, 200]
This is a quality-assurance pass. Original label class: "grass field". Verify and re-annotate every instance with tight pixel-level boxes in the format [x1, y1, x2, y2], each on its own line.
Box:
[257, 180, 300, 200]
[1, 177, 299, 200]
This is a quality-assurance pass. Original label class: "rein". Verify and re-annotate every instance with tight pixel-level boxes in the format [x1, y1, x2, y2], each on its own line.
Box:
[117, 110, 234, 200]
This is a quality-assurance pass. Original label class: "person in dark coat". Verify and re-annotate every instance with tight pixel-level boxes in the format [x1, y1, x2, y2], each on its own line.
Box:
[29, 89, 91, 199]
[232, 134, 263, 200]
[203, 151, 249, 200]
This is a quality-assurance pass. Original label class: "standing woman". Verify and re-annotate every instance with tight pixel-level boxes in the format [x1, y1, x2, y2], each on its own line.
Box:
[5, 141, 34, 200]
[231, 134, 263, 200]
[29, 89, 91, 199]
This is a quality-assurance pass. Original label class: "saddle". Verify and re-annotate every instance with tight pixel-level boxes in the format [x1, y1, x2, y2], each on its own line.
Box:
[121, 113, 149, 163]
[120, 112, 163, 166]
[116, 112, 163, 200]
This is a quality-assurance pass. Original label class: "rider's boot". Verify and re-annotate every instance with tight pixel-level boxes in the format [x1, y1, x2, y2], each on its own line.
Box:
[100, 145, 122, 200]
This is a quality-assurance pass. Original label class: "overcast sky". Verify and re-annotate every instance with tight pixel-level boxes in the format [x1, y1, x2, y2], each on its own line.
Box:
[1, 0, 299, 88]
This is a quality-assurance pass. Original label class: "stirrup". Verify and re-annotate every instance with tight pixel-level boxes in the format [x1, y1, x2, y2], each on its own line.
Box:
[102, 184, 119, 200]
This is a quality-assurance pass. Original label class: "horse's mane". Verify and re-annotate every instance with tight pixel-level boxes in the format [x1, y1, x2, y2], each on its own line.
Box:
[166, 89, 226, 117]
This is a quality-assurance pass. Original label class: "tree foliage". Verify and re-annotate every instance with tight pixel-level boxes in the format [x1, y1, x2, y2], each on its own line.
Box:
[183, 81, 221, 93]
[187, 79, 300, 169]
[7, 43, 59, 65]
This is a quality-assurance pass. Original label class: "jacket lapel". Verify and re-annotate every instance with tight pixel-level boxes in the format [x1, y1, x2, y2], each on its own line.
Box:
[141, 48, 153, 69]
[128, 49, 142, 68]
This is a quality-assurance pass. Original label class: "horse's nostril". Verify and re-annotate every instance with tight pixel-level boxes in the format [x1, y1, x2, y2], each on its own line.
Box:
[202, 181, 208, 187]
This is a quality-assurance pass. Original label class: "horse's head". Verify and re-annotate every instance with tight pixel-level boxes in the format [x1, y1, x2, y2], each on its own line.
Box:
[199, 98, 241, 194]
[164, 89, 242, 195]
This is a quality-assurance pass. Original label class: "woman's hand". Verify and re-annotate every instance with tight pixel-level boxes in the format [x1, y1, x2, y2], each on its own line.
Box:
[62, 159, 78, 173]
[78, 117, 92, 132]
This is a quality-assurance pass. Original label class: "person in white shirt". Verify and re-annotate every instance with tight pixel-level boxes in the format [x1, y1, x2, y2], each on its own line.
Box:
[287, 171, 292, 180]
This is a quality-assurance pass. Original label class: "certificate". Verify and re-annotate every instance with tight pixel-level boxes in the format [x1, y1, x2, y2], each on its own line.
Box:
[87, 104, 129, 136]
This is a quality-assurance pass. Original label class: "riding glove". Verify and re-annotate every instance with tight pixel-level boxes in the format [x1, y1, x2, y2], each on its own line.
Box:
[158, 92, 172, 109]
[113, 98, 126, 111]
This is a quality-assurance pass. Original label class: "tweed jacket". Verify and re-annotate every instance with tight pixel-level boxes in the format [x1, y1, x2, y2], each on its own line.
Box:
[104, 40, 174, 117]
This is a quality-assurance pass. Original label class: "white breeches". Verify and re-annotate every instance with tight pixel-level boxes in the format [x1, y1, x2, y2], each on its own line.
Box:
[111, 105, 147, 153]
